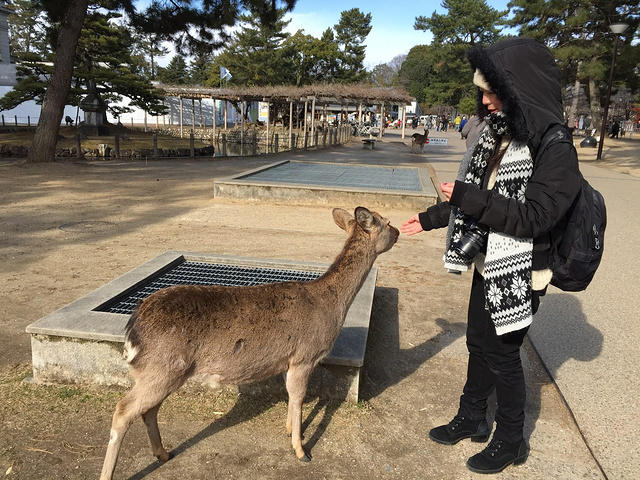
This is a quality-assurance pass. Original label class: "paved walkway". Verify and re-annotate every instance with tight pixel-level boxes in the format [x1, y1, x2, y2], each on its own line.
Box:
[382, 126, 640, 479]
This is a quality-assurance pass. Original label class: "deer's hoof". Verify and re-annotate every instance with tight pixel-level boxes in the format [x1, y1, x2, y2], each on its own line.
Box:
[298, 452, 312, 463]
[156, 451, 172, 462]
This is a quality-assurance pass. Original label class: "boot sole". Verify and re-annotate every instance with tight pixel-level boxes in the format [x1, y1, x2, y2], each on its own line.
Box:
[429, 432, 490, 446]
[466, 452, 528, 474]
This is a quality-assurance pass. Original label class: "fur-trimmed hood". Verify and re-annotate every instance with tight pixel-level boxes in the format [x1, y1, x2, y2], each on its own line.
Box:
[467, 37, 564, 150]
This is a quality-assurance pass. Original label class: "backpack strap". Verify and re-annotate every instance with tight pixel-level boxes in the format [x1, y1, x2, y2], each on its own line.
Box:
[534, 126, 574, 163]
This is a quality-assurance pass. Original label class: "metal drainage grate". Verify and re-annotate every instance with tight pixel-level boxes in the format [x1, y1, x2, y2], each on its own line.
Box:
[97, 261, 323, 315]
[240, 163, 422, 192]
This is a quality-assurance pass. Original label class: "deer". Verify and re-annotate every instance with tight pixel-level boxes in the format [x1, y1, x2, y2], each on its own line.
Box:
[411, 128, 430, 153]
[100, 206, 399, 480]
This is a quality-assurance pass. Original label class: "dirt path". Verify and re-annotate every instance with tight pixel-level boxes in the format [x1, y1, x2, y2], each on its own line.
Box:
[0, 141, 605, 479]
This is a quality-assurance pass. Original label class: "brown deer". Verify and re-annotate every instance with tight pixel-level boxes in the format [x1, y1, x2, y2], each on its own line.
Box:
[100, 207, 399, 480]
[411, 128, 430, 153]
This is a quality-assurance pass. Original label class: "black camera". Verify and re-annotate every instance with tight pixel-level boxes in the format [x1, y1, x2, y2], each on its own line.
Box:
[452, 220, 489, 261]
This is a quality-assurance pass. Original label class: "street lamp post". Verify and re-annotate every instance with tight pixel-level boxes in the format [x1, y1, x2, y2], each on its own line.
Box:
[597, 22, 628, 160]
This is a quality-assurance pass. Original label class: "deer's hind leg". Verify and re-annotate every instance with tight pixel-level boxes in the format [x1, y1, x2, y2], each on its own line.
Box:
[100, 378, 179, 480]
[285, 364, 313, 462]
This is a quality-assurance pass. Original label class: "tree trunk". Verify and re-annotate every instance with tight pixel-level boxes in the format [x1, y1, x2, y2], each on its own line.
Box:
[588, 76, 601, 136]
[567, 77, 580, 129]
[27, 0, 88, 163]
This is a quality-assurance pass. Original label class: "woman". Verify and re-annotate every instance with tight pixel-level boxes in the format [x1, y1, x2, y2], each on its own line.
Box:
[401, 38, 581, 474]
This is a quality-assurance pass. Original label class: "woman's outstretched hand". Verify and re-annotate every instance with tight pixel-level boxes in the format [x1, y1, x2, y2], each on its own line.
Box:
[400, 214, 423, 236]
[440, 182, 454, 201]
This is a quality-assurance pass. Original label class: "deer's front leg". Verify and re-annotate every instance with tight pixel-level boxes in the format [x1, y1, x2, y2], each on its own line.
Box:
[285, 364, 313, 462]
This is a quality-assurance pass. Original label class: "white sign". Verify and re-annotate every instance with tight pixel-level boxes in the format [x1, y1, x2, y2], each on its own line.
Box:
[427, 137, 448, 146]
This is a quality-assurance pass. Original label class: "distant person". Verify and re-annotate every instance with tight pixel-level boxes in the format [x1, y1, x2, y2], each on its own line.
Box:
[610, 120, 620, 138]
[454, 115, 462, 132]
[400, 38, 581, 474]
[578, 115, 584, 134]
[461, 114, 482, 149]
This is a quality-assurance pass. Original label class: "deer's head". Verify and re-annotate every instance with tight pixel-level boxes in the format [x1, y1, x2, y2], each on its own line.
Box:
[333, 207, 399, 254]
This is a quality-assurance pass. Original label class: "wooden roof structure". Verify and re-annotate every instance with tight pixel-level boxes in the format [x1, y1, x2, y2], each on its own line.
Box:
[158, 84, 413, 106]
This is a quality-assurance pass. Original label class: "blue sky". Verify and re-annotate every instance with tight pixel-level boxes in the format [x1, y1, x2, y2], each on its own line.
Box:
[283, 0, 511, 69]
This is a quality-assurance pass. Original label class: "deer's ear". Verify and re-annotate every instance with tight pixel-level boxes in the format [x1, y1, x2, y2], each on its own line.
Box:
[355, 206, 375, 232]
[332, 208, 353, 231]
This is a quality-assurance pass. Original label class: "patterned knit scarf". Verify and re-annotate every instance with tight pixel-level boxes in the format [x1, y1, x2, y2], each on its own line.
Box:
[444, 112, 534, 335]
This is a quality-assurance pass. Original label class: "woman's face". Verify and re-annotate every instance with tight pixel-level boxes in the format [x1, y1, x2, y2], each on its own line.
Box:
[482, 90, 502, 113]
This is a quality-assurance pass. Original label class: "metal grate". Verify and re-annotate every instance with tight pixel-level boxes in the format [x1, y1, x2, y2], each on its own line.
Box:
[240, 163, 422, 192]
[97, 261, 322, 315]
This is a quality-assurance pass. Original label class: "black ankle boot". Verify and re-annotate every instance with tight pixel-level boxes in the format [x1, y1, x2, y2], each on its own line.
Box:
[428, 415, 490, 445]
[466, 436, 529, 474]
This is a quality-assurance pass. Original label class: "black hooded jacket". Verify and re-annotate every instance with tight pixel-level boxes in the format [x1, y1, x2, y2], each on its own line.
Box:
[419, 37, 582, 271]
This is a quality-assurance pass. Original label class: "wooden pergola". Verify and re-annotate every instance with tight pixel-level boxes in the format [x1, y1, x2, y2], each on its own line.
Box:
[156, 84, 414, 142]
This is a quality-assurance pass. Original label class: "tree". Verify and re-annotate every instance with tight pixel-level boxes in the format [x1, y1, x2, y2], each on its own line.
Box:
[280, 30, 323, 86]
[157, 55, 190, 85]
[507, 0, 639, 131]
[333, 8, 372, 82]
[213, 5, 291, 86]
[413, 0, 507, 109]
[368, 63, 395, 87]
[397, 45, 436, 106]
[368, 54, 406, 87]
[25, 0, 297, 163]
[28, 0, 92, 163]
[7, 0, 48, 55]
[130, 32, 170, 80]
[189, 48, 215, 86]
[1, 8, 166, 123]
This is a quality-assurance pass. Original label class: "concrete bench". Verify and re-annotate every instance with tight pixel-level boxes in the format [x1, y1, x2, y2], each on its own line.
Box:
[362, 138, 376, 149]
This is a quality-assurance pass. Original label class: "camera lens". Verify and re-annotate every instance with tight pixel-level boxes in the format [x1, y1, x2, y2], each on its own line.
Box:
[452, 221, 488, 261]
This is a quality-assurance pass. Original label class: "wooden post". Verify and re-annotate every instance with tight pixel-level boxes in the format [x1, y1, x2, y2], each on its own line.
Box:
[291, 132, 296, 151]
[144, 110, 148, 132]
[240, 101, 245, 149]
[75, 134, 82, 159]
[303, 98, 308, 141]
[289, 100, 293, 149]
[153, 134, 158, 158]
[212, 97, 217, 147]
[274, 133, 279, 154]
[401, 106, 406, 139]
[304, 131, 308, 150]
[179, 96, 184, 138]
[190, 132, 195, 157]
[310, 96, 316, 146]
[265, 99, 270, 154]
[222, 133, 227, 156]
[191, 98, 195, 130]
[252, 132, 257, 156]
[114, 135, 120, 159]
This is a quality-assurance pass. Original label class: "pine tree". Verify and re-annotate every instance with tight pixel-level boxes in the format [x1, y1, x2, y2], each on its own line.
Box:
[213, 5, 291, 86]
[333, 8, 372, 82]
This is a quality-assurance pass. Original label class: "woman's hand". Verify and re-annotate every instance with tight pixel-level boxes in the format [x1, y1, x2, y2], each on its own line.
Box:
[400, 214, 423, 236]
[441, 182, 454, 201]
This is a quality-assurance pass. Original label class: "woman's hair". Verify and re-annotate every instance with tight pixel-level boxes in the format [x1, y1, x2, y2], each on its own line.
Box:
[487, 139, 509, 173]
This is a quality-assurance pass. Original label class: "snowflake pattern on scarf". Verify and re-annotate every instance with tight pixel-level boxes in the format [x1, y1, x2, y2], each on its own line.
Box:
[444, 112, 534, 335]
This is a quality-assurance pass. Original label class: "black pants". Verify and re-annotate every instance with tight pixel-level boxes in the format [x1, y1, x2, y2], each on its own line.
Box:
[458, 270, 540, 443]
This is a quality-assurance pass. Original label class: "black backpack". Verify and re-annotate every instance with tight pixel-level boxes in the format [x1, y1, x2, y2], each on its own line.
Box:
[535, 128, 607, 292]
